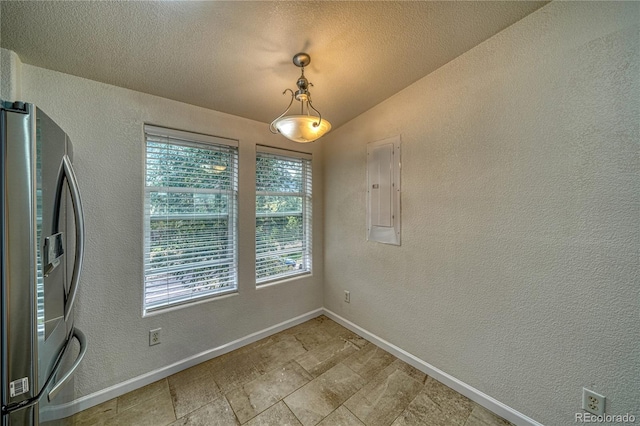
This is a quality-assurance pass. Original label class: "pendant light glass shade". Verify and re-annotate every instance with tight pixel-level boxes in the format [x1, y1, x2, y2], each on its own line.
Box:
[270, 53, 331, 143]
[273, 115, 332, 143]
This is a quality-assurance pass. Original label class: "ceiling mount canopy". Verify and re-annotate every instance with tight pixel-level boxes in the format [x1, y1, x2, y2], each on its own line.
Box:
[270, 52, 332, 143]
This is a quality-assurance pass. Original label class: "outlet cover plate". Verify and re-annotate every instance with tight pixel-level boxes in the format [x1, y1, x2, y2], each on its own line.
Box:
[149, 328, 161, 346]
[582, 388, 605, 416]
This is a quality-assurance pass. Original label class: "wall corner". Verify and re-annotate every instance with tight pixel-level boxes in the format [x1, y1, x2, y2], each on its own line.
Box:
[1, 48, 23, 101]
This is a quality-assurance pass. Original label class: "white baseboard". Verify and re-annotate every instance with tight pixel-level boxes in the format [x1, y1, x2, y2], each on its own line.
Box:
[55, 306, 541, 426]
[50, 308, 324, 419]
[322, 308, 542, 426]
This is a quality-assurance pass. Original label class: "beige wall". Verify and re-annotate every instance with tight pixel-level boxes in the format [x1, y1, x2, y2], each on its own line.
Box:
[19, 64, 324, 398]
[322, 2, 639, 425]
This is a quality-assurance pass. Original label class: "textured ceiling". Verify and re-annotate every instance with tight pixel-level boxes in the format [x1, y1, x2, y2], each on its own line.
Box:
[0, 1, 547, 129]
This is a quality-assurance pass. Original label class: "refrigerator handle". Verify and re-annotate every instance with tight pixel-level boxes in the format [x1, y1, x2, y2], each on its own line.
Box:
[47, 328, 87, 402]
[52, 154, 85, 322]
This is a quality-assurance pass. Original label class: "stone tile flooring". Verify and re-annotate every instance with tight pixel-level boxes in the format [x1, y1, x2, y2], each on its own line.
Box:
[71, 316, 513, 425]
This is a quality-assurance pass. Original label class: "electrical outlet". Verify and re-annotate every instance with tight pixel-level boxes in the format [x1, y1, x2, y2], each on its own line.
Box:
[344, 290, 350, 303]
[149, 328, 161, 346]
[582, 388, 605, 416]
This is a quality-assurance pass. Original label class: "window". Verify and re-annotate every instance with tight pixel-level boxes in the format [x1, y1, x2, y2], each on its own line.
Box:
[256, 147, 312, 283]
[143, 125, 238, 313]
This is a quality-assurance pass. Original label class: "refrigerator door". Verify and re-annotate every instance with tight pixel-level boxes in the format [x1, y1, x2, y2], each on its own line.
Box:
[35, 105, 72, 392]
[1, 101, 38, 425]
[36, 106, 86, 425]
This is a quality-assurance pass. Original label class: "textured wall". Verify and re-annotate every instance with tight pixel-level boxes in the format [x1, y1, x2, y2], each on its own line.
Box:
[0, 47, 22, 101]
[323, 2, 639, 425]
[20, 64, 324, 398]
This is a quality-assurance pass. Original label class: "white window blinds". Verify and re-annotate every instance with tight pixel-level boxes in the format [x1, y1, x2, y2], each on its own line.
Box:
[144, 125, 238, 313]
[256, 148, 312, 283]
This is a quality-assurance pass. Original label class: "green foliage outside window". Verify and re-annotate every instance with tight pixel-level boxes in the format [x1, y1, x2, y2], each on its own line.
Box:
[256, 154, 311, 281]
[145, 139, 237, 309]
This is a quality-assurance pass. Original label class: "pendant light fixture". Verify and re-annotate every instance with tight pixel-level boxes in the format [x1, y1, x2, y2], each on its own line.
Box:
[270, 53, 331, 143]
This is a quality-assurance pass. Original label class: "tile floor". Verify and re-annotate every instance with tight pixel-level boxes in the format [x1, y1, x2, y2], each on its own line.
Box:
[71, 316, 513, 425]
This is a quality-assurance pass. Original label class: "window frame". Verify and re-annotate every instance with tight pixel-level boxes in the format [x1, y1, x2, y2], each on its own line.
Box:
[255, 146, 313, 285]
[143, 125, 239, 315]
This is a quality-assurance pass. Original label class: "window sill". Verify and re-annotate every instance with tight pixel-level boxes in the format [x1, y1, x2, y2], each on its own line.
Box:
[143, 288, 238, 317]
[256, 272, 312, 289]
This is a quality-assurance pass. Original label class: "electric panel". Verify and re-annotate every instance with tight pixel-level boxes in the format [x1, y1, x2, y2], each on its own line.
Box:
[366, 136, 401, 245]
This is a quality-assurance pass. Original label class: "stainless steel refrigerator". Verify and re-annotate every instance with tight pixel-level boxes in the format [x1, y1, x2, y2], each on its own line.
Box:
[1, 101, 87, 425]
